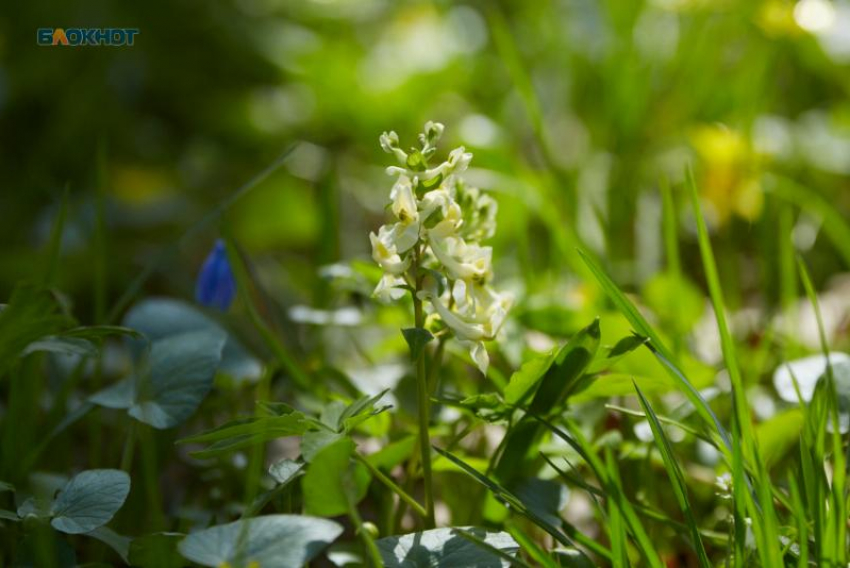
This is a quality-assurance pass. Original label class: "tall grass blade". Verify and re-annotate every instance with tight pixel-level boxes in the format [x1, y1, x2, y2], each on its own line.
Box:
[686, 166, 783, 566]
[578, 247, 730, 449]
[633, 382, 711, 567]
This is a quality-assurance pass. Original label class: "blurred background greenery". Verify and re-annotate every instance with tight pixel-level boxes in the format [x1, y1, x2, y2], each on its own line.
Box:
[2, 0, 849, 341]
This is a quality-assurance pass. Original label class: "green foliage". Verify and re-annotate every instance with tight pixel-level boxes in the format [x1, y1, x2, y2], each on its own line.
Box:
[4, 6, 850, 561]
[177, 515, 343, 567]
[91, 329, 226, 429]
[302, 437, 370, 517]
[49, 470, 131, 535]
[376, 527, 519, 568]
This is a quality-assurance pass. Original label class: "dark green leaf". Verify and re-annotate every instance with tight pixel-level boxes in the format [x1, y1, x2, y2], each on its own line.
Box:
[50, 469, 130, 534]
[0, 283, 74, 376]
[123, 298, 262, 382]
[120, 329, 225, 429]
[402, 327, 434, 362]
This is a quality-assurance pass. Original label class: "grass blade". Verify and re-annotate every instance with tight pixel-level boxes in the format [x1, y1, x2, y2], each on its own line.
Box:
[433, 445, 605, 563]
[686, 166, 783, 566]
[634, 382, 710, 568]
[578, 247, 730, 450]
[606, 449, 629, 568]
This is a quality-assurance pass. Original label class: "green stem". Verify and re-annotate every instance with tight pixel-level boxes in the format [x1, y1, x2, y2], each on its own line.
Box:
[355, 452, 428, 519]
[120, 420, 138, 473]
[347, 495, 383, 568]
[412, 250, 436, 529]
[426, 336, 447, 396]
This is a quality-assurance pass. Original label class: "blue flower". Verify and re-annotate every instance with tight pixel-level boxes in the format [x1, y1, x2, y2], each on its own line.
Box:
[196, 239, 236, 311]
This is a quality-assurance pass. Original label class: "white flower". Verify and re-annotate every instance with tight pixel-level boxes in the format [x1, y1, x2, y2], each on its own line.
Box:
[390, 176, 418, 223]
[380, 131, 408, 164]
[374, 274, 407, 303]
[418, 186, 455, 220]
[370, 226, 410, 275]
[385, 146, 473, 182]
[428, 225, 492, 283]
[420, 280, 513, 374]
[370, 122, 510, 375]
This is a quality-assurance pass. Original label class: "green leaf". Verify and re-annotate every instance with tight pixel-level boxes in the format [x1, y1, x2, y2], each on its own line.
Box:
[495, 319, 600, 482]
[50, 469, 130, 534]
[131, 329, 226, 428]
[453, 393, 513, 421]
[0, 480, 14, 493]
[433, 447, 602, 559]
[339, 389, 392, 432]
[123, 297, 263, 382]
[22, 336, 97, 358]
[571, 372, 680, 400]
[268, 459, 304, 485]
[529, 318, 600, 412]
[178, 413, 313, 459]
[0, 509, 19, 521]
[178, 514, 343, 567]
[503, 349, 556, 405]
[93, 330, 226, 429]
[0, 283, 74, 376]
[302, 437, 371, 517]
[578, 248, 730, 450]
[365, 436, 416, 470]
[586, 335, 648, 375]
[376, 527, 519, 568]
[554, 547, 597, 568]
[300, 429, 344, 462]
[513, 477, 570, 529]
[129, 533, 185, 568]
[402, 327, 434, 362]
[634, 383, 710, 568]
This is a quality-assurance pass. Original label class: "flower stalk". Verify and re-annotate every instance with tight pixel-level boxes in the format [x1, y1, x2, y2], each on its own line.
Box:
[369, 121, 512, 530]
[411, 245, 436, 528]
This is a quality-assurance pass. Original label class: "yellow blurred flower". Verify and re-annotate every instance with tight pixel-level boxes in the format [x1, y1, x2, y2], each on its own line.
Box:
[691, 124, 764, 224]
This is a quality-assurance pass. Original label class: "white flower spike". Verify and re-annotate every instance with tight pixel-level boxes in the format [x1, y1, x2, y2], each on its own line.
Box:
[369, 121, 511, 374]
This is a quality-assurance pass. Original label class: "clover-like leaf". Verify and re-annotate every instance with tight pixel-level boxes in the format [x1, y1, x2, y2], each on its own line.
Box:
[178, 514, 343, 568]
[123, 297, 262, 381]
[50, 469, 130, 534]
[92, 329, 226, 429]
[129, 329, 226, 428]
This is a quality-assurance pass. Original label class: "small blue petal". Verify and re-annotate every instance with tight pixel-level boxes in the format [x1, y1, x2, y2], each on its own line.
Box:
[196, 240, 236, 311]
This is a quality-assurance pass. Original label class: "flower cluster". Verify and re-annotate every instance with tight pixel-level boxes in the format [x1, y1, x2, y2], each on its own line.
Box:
[370, 121, 511, 374]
